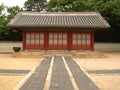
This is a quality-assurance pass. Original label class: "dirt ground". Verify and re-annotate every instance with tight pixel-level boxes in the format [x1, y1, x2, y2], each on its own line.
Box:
[0, 54, 41, 70]
[74, 52, 120, 90]
[0, 75, 24, 90]
[0, 53, 42, 90]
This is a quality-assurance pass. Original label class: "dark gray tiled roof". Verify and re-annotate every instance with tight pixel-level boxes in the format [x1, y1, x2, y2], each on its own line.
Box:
[8, 12, 110, 30]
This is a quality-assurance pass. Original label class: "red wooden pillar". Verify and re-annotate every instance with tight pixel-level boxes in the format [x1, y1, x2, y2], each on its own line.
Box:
[44, 31, 48, 50]
[22, 31, 26, 50]
[68, 32, 72, 50]
[91, 32, 94, 50]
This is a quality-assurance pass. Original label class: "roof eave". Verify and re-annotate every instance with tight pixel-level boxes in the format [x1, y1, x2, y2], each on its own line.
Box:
[8, 25, 109, 31]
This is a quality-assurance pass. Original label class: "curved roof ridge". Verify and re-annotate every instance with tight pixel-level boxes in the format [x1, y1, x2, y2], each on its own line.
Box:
[8, 11, 110, 31]
[20, 11, 99, 16]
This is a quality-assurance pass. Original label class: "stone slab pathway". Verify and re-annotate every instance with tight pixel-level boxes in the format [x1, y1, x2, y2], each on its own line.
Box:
[20, 57, 51, 90]
[50, 56, 74, 90]
[0, 69, 30, 74]
[65, 56, 99, 90]
[17, 56, 99, 90]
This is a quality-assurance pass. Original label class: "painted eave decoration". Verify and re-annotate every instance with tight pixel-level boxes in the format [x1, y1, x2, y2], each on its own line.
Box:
[8, 11, 110, 31]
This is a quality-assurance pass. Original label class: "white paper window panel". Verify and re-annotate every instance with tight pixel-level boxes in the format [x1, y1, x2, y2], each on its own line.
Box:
[59, 34, 62, 38]
[73, 40, 76, 45]
[36, 33, 39, 39]
[86, 34, 90, 39]
[82, 34, 85, 39]
[77, 34, 81, 39]
[40, 33, 44, 38]
[63, 33, 67, 38]
[86, 40, 90, 45]
[49, 33, 53, 38]
[40, 37, 43, 40]
[82, 40, 86, 45]
[35, 40, 39, 44]
[63, 40, 67, 45]
[73, 34, 76, 39]
[31, 33, 34, 39]
[49, 39, 53, 45]
[26, 33, 30, 39]
[58, 39, 62, 45]
[31, 40, 34, 45]
[54, 34, 57, 38]
[77, 40, 81, 45]
[54, 39, 57, 45]
[26, 39, 30, 45]
[40, 40, 44, 44]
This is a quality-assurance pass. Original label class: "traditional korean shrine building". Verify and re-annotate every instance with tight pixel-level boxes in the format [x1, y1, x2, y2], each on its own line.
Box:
[8, 12, 110, 50]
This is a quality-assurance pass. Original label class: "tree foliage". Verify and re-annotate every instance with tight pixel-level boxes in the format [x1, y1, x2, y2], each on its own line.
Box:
[24, 0, 46, 11]
[46, 0, 87, 12]
[0, 5, 21, 41]
[86, 0, 120, 42]
[7, 6, 20, 19]
[0, 5, 7, 40]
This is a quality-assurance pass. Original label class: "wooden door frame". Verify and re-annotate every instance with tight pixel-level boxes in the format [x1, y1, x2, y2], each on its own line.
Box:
[22, 31, 94, 50]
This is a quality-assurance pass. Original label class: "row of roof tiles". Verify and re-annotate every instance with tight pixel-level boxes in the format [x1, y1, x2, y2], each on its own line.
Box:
[8, 12, 110, 30]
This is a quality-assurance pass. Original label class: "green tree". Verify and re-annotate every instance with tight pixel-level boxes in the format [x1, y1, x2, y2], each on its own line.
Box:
[7, 6, 20, 19]
[6, 6, 21, 41]
[24, 0, 35, 11]
[87, 0, 120, 42]
[0, 4, 5, 15]
[0, 4, 7, 40]
[46, 0, 87, 12]
[0, 5, 21, 41]
[24, 0, 46, 11]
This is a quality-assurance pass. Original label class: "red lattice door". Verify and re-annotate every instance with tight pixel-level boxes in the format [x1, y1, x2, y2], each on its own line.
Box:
[72, 32, 92, 50]
[25, 31, 44, 49]
[48, 32, 68, 49]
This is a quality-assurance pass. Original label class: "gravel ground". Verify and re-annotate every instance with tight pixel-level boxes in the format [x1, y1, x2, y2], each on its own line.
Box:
[74, 52, 120, 90]
[0, 75, 24, 90]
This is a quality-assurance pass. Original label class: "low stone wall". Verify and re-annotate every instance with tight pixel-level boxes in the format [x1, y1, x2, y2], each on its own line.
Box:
[0, 42, 120, 54]
[95, 43, 120, 52]
[71, 51, 107, 58]
[0, 42, 22, 53]
[12, 50, 107, 58]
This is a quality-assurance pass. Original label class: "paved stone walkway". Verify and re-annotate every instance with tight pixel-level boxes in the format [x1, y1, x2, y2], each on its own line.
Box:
[0, 69, 30, 74]
[50, 56, 74, 90]
[65, 56, 99, 90]
[18, 56, 99, 90]
[87, 69, 120, 75]
[20, 57, 51, 90]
